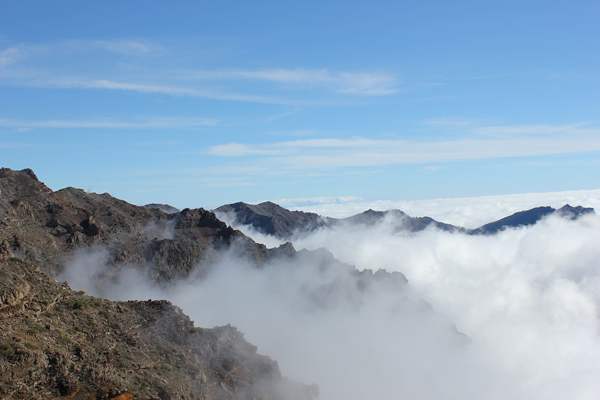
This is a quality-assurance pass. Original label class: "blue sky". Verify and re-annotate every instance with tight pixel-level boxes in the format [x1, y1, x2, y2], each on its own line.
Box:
[1, 1, 599, 210]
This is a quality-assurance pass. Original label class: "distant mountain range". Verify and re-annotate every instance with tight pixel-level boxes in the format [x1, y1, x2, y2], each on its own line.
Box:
[214, 201, 595, 239]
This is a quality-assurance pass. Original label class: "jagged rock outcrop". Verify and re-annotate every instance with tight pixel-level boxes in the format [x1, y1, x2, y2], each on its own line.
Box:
[0, 257, 316, 400]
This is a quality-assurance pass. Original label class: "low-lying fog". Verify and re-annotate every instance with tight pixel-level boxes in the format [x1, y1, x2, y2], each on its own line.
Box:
[62, 192, 600, 400]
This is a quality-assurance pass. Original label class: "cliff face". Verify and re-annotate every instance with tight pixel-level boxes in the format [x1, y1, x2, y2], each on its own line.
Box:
[0, 257, 316, 400]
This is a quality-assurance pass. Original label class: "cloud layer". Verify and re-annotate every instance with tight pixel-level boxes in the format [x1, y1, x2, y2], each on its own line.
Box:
[60, 191, 600, 400]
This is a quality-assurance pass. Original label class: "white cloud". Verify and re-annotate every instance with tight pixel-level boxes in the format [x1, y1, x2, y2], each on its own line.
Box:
[287, 213, 600, 399]
[206, 143, 284, 157]
[43, 78, 321, 105]
[0, 47, 23, 67]
[62, 195, 600, 400]
[184, 68, 398, 96]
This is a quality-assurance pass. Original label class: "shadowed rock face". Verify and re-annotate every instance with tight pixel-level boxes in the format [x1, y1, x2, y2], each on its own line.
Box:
[0, 257, 316, 400]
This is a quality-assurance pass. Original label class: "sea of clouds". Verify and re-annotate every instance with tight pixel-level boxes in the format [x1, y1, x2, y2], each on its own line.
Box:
[62, 190, 600, 400]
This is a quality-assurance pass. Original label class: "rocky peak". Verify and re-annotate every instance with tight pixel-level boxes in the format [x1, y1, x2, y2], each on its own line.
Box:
[214, 202, 328, 239]
[556, 204, 595, 220]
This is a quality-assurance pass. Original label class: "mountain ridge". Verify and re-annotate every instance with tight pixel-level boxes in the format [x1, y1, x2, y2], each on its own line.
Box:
[214, 200, 594, 239]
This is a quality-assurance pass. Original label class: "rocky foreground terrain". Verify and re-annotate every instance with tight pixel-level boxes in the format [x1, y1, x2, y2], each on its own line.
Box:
[0, 168, 319, 399]
[0, 256, 315, 400]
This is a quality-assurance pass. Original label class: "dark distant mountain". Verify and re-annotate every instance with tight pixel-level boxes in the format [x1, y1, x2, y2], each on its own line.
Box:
[338, 209, 465, 233]
[214, 201, 331, 239]
[215, 201, 595, 240]
[468, 204, 594, 235]
[145, 203, 181, 214]
[214, 202, 464, 239]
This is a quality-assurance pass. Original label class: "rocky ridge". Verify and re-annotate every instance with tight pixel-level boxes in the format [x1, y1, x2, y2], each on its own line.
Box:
[0, 168, 295, 282]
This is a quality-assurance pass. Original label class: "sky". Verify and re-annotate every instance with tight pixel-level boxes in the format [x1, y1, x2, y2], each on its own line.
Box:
[1, 0, 599, 210]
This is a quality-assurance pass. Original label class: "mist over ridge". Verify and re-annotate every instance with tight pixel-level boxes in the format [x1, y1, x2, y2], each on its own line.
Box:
[283, 189, 600, 228]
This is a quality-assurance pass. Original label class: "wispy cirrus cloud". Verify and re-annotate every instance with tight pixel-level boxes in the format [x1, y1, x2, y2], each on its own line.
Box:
[185, 68, 398, 96]
[205, 123, 600, 169]
[0, 39, 159, 61]
[0, 117, 217, 129]
[46, 78, 301, 104]
[0, 39, 398, 102]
